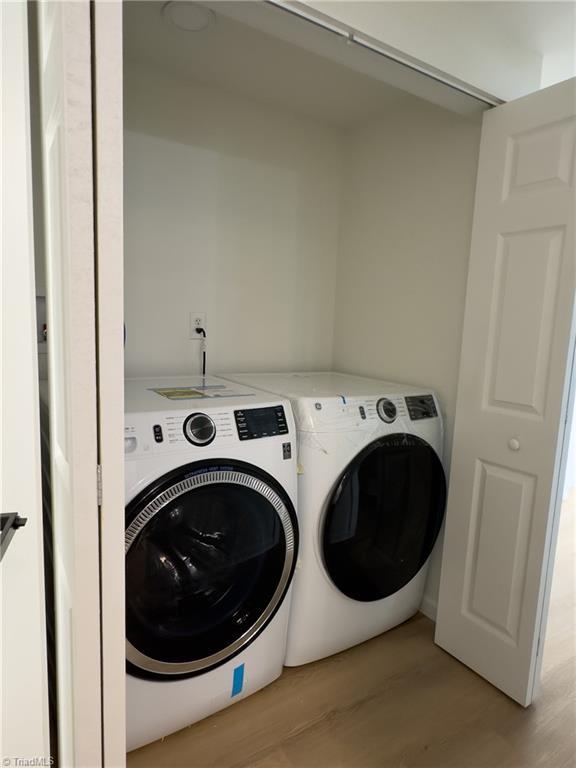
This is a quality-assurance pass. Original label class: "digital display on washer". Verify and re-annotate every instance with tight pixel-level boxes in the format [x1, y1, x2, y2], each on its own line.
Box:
[405, 395, 438, 420]
[235, 406, 289, 440]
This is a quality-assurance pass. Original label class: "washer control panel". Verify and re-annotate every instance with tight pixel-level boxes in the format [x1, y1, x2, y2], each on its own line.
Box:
[125, 403, 291, 455]
[235, 405, 289, 441]
[405, 395, 438, 420]
[376, 397, 397, 423]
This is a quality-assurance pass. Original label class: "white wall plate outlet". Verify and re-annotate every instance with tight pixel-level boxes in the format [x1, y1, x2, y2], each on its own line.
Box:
[189, 312, 207, 339]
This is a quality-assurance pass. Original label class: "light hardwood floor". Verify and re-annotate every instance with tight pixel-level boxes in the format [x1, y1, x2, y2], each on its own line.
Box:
[127, 495, 576, 768]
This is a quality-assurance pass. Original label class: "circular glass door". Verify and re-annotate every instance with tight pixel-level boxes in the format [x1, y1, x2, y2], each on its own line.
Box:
[323, 434, 446, 602]
[125, 460, 297, 680]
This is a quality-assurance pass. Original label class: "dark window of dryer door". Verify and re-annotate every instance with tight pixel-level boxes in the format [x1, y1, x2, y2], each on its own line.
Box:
[323, 434, 446, 602]
[126, 476, 287, 671]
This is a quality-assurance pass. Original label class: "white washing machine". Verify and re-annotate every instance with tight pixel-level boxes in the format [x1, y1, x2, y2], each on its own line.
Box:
[222, 372, 447, 667]
[124, 376, 298, 750]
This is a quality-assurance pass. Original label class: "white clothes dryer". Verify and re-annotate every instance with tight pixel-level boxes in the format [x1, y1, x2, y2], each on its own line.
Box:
[221, 372, 447, 667]
[124, 376, 298, 750]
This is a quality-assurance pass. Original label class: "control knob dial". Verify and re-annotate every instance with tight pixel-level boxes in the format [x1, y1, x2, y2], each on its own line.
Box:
[376, 398, 397, 423]
[183, 412, 216, 446]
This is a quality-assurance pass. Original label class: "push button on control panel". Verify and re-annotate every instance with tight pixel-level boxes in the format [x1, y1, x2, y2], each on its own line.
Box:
[153, 424, 164, 443]
[275, 406, 288, 434]
[235, 410, 249, 441]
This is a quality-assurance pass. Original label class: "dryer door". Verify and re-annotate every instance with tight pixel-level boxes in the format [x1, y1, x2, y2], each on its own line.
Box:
[323, 434, 446, 602]
[125, 460, 297, 680]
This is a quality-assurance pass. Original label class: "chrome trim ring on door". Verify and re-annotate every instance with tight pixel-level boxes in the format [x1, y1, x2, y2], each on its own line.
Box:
[125, 468, 296, 675]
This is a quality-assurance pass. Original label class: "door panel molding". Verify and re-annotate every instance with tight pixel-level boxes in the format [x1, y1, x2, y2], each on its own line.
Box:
[502, 117, 576, 199]
[483, 226, 564, 417]
[462, 460, 536, 644]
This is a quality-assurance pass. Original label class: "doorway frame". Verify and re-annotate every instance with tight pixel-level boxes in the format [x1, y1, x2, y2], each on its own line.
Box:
[92, 1, 126, 765]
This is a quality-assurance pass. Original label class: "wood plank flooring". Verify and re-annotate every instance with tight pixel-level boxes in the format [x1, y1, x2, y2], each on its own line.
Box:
[127, 494, 576, 768]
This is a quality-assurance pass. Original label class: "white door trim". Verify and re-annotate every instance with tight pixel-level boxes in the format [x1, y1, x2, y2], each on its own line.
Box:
[92, 1, 126, 764]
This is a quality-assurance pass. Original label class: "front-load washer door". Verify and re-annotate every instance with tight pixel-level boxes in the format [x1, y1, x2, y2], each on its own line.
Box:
[125, 460, 298, 680]
[323, 434, 446, 602]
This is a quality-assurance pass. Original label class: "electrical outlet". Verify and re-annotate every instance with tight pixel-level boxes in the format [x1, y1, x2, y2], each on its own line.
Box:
[189, 312, 207, 339]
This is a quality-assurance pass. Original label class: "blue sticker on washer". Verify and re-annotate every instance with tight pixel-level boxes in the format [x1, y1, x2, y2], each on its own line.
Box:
[231, 664, 245, 697]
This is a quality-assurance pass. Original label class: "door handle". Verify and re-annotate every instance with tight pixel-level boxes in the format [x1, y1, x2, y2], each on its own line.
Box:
[0, 513, 28, 562]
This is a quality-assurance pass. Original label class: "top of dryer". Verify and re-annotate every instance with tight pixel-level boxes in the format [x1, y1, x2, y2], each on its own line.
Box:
[221, 371, 425, 400]
[221, 372, 441, 434]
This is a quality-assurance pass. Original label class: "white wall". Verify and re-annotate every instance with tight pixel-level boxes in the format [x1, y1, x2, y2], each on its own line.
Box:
[333, 99, 481, 614]
[564, 409, 576, 498]
[303, 2, 576, 101]
[124, 63, 343, 377]
[541, 49, 576, 90]
[563, 350, 576, 499]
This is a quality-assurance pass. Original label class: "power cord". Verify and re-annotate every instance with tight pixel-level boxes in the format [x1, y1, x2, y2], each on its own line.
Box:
[195, 327, 207, 377]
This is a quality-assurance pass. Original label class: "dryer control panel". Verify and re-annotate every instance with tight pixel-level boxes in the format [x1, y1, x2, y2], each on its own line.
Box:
[405, 395, 438, 420]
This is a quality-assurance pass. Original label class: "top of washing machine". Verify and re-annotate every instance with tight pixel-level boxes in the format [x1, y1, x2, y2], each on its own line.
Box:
[220, 371, 441, 435]
[125, 374, 286, 414]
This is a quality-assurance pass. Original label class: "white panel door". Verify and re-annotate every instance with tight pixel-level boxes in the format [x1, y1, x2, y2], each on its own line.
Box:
[436, 78, 576, 706]
[36, 1, 102, 763]
[1, 1, 50, 759]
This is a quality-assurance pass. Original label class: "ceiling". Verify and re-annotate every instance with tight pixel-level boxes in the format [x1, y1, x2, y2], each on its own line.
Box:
[124, 1, 575, 123]
[123, 1, 482, 129]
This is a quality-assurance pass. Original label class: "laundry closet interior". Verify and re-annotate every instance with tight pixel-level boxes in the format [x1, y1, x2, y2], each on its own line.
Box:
[124, 1, 482, 573]
[123, 0, 482, 756]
